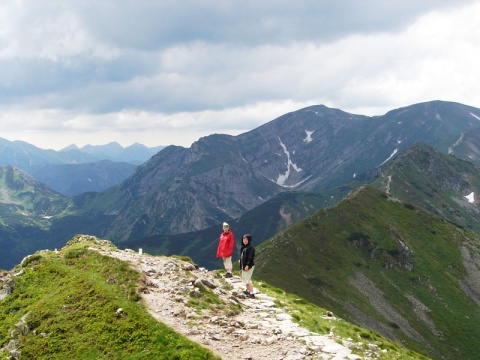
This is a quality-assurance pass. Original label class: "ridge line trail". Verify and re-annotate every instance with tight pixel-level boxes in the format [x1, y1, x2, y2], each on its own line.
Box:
[100, 249, 359, 360]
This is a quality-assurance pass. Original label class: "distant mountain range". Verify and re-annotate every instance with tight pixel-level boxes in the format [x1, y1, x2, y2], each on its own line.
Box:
[60, 142, 165, 164]
[0, 139, 165, 196]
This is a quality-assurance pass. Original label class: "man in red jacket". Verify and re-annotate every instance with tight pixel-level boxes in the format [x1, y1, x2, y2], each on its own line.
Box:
[216, 222, 235, 278]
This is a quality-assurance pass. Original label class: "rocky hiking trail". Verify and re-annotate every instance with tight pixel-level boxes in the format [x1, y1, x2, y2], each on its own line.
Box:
[99, 247, 374, 360]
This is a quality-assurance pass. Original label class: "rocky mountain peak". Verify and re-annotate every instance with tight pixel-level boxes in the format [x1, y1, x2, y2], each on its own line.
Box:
[78, 101, 480, 241]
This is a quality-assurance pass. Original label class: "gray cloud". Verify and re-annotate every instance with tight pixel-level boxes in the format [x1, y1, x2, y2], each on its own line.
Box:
[74, 0, 474, 47]
[0, 0, 479, 149]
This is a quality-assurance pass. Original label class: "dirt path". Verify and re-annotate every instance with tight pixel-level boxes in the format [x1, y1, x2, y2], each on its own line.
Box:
[100, 248, 363, 360]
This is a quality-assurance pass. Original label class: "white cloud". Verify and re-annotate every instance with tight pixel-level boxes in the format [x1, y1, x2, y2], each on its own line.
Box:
[0, 0, 479, 149]
[0, 99, 309, 149]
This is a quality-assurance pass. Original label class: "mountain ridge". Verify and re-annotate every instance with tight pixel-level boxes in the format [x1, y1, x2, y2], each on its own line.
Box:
[0, 235, 428, 359]
[27, 160, 137, 197]
[254, 183, 480, 359]
[374, 142, 480, 233]
[2, 100, 480, 270]
[75, 100, 480, 241]
[2, 101, 480, 358]
[0, 138, 164, 196]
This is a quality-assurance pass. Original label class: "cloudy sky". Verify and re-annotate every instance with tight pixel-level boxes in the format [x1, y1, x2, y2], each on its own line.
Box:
[1, 0, 479, 150]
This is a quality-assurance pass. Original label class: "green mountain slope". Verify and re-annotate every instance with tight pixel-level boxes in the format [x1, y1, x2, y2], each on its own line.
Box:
[0, 166, 78, 270]
[0, 236, 219, 360]
[447, 125, 480, 167]
[254, 185, 480, 360]
[1, 235, 430, 359]
[373, 142, 480, 233]
[0, 165, 72, 217]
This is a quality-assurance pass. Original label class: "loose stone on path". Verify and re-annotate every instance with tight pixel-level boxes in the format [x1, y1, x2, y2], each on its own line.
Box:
[99, 248, 365, 360]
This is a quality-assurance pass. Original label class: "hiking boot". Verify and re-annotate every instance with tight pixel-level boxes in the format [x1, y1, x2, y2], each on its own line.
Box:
[224, 272, 233, 278]
[243, 290, 249, 295]
[248, 293, 255, 299]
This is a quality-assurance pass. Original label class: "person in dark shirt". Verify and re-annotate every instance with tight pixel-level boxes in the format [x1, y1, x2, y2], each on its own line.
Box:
[239, 234, 255, 298]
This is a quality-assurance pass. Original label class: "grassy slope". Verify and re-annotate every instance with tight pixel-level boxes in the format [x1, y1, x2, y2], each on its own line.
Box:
[256, 282, 429, 360]
[0, 235, 430, 360]
[373, 143, 480, 234]
[255, 185, 480, 360]
[0, 166, 81, 270]
[0, 236, 219, 360]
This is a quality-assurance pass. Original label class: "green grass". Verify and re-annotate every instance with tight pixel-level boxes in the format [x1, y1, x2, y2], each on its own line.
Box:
[372, 142, 480, 235]
[0, 237, 219, 360]
[2, 223, 478, 360]
[255, 281, 429, 359]
[255, 185, 480, 360]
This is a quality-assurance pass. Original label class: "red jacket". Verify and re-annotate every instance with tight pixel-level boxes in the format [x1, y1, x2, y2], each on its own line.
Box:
[216, 230, 234, 258]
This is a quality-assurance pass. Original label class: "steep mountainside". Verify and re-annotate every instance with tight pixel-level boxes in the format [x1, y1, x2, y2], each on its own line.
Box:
[0, 166, 76, 269]
[121, 190, 335, 270]
[254, 185, 480, 360]
[447, 124, 480, 167]
[79, 100, 480, 241]
[373, 142, 480, 233]
[124, 142, 480, 272]
[84, 139, 286, 240]
[0, 165, 70, 216]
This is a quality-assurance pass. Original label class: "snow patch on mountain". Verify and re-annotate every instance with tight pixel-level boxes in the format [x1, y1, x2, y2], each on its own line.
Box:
[275, 137, 302, 186]
[448, 133, 464, 155]
[303, 130, 314, 143]
[379, 149, 398, 166]
[465, 192, 475, 203]
[470, 112, 480, 121]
